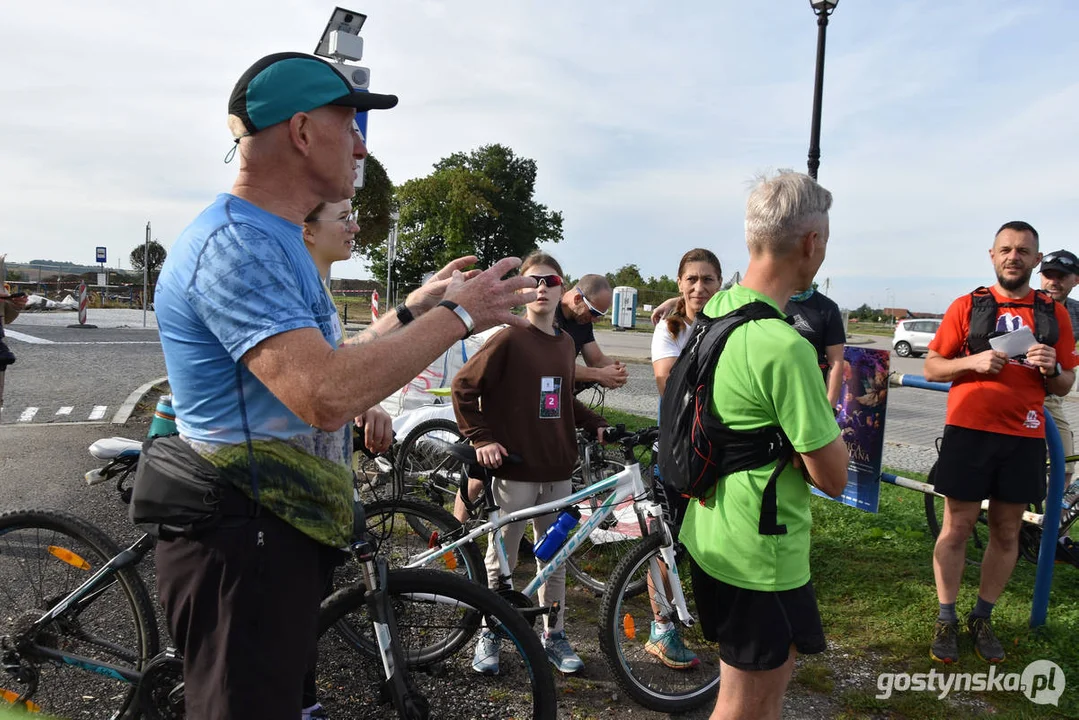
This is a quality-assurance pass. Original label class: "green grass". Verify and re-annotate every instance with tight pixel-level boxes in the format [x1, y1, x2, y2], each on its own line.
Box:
[805, 465, 1079, 718]
[578, 410, 1079, 718]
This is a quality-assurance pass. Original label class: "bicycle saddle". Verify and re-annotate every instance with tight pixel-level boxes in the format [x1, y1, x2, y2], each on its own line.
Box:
[89, 436, 144, 460]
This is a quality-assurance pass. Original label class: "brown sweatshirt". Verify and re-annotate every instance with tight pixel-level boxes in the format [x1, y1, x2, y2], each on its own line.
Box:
[452, 325, 607, 482]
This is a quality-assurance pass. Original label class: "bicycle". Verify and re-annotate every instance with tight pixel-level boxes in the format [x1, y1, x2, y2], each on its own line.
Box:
[0, 440, 551, 719]
[391, 427, 721, 713]
[393, 397, 638, 593]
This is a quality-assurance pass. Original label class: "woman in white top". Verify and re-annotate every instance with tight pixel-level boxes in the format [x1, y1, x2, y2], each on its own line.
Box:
[650, 248, 723, 393]
[302, 199, 359, 348]
[640, 248, 721, 672]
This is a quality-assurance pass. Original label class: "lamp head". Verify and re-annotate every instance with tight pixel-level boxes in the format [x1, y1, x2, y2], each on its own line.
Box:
[810, 0, 839, 14]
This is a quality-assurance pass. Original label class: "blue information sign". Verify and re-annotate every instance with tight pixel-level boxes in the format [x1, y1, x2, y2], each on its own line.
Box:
[96, 246, 107, 263]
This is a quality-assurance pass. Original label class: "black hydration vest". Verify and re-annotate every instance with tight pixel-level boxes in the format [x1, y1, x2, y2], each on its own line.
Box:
[966, 286, 1058, 355]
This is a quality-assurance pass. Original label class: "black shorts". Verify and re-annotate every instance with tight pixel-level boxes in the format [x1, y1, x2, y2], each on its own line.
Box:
[688, 556, 826, 671]
[931, 425, 1046, 505]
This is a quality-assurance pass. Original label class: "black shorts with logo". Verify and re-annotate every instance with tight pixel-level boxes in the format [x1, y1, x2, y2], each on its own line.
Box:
[688, 555, 826, 671]
[931, 425, 1046, 505]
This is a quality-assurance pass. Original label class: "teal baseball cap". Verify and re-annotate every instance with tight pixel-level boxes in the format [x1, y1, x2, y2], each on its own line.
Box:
[228, 51, 398, 135]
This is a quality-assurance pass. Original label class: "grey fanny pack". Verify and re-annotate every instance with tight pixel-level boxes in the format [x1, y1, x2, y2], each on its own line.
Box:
[129, 434, 257, 539]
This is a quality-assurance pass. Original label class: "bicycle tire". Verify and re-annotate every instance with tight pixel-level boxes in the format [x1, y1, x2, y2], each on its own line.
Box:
[362, 497, 485, 580]
[394, 419, 469, 519]
[0, 509, 159, 719]
[598, 532, 719, 713]
[316, 568, 557, 720]
[565, 457, 647, 596]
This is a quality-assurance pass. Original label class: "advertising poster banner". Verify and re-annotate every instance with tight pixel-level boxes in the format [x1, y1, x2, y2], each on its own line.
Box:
[812, 346, 890, 512]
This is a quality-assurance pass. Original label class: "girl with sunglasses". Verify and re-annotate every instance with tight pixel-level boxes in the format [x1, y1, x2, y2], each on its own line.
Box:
[452, 250, 613, 675]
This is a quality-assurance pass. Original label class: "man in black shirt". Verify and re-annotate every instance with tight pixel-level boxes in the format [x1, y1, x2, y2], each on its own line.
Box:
[555, 274, 628, 389]
[786, 288, 846, 408]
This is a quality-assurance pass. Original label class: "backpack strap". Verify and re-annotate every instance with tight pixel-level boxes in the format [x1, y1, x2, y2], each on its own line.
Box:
[1033, 289, 1059, 347]
[966, 286, 996, 355]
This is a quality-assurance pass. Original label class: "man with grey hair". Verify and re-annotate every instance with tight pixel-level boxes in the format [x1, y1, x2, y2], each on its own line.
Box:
[555, 273, 628, 388]
[679, 171, 849, 720]
[149, 52, 536, 719]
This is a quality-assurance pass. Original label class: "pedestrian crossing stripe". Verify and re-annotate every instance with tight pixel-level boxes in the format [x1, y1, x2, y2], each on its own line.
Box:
[8, 406, 111, 423]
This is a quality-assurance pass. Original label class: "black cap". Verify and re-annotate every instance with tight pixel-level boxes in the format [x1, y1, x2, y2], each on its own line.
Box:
[1040, 250, 1079, 275]
[228, 52, 398, 135]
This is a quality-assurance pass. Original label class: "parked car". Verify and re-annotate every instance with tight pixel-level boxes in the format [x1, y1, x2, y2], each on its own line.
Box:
[892, 318, 942, 358]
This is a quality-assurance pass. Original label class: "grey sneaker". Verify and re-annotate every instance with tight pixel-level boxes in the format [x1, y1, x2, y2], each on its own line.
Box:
[967, 614, 1005, 663]
[542, 630, 584, 674]
[930, 620, 959, 664]
[472, 629, 501, 675]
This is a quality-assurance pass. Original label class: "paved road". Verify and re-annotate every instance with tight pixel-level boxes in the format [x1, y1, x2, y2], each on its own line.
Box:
[2, 310, 164, 425]
[6, 313, 1075, 478]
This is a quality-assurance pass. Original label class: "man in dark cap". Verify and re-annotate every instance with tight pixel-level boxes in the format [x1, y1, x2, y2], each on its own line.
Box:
[150, 52, 536, 719]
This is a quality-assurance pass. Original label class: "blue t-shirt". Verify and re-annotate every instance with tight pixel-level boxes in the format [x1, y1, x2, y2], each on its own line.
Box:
[155, 194, 352, 547]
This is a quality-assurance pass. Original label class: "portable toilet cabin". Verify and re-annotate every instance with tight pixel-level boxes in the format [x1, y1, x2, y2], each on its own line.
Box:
[611, 286, 638, 330]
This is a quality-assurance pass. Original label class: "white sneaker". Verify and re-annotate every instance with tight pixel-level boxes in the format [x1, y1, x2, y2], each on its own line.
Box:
[472, 629, 501, 675]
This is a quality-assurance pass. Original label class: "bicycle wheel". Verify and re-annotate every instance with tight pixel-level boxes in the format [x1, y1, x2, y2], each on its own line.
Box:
[362, 497, 484, 580]
[316, 568, 557, 720]
[0, 509, 159, 719]
[598, 532, 720, 713]
[395, 419, 469, 516]
[566, 457, 647, 595]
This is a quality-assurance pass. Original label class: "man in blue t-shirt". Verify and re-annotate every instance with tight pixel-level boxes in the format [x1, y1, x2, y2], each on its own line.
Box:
[152, 52, 537, 720]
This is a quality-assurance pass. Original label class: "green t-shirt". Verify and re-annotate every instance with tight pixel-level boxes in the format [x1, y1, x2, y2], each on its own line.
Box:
[679, 284, 841, 592]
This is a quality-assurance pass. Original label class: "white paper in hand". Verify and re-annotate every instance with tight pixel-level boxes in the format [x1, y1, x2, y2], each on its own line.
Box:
[989, 325, 1037, 358]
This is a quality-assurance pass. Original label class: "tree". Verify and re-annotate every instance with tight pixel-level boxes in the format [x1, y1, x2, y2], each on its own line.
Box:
[351, 154, 395, 251]
[356, 144, 563, 291]
[606, 264, 645, 289]
[130, 240, 167, 278]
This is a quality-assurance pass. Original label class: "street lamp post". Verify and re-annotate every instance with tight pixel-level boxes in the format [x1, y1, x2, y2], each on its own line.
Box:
[806, 0, 838, 180]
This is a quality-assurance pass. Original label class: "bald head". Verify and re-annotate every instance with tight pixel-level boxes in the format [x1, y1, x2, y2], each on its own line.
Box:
[576, 274, 610, 297]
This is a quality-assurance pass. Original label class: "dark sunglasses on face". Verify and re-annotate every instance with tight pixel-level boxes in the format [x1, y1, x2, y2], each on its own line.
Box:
[530, 274, 564, 288]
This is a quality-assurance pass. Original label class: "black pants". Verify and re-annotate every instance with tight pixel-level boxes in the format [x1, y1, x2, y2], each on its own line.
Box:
[156, 512, 337, 720]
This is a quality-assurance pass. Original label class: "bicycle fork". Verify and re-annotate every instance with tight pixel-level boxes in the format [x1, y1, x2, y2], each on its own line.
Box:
[355, 546, 430, 720]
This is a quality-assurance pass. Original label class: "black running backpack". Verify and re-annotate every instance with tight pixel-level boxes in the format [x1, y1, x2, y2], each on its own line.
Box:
[658, 301, 795, 533]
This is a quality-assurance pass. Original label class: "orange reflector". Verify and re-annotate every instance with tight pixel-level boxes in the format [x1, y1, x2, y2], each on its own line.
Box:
[47, 546, 90, 571]
[622, 613, 636, 640]
[0, 688, 40, 712]
[442, 551, 458, 570]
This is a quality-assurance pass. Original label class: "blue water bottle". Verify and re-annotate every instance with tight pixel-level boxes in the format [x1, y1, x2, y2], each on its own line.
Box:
[533, 507, 582, 562]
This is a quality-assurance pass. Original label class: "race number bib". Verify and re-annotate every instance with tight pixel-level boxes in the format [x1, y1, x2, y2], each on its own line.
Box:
[540, 376, 562, 419]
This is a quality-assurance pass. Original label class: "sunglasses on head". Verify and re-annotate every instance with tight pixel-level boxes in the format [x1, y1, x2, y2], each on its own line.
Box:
[530, 274, 563, 288]
[1044, 254, 1077, 267]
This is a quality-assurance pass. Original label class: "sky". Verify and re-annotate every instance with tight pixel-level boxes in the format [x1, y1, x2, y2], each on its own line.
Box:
[2, 0, 1078, 314]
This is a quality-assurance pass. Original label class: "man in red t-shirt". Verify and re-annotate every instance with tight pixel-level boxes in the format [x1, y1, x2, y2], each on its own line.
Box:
[924, 220, 1078, 666]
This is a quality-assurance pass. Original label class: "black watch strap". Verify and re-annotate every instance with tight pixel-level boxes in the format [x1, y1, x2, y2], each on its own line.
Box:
[395, 303, 414, 326]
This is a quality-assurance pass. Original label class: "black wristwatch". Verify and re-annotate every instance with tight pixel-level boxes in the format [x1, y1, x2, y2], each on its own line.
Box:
[395, 303, 414, 326]
[437, 300, 475, 339]
[1046, 362, 1063, 379]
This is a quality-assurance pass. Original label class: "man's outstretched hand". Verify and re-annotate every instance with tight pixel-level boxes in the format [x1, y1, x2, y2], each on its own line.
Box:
[444, 257, 537, 332]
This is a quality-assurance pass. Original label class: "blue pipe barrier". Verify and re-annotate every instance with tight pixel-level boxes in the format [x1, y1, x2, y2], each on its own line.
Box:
[891, 372, 953, 393]
[891, 374, 1064, 629]
[1032, 410, 1065, 629]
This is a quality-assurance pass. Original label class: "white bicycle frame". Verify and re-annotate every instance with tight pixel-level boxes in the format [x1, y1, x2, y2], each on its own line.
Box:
[404, 462, 695, 626]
